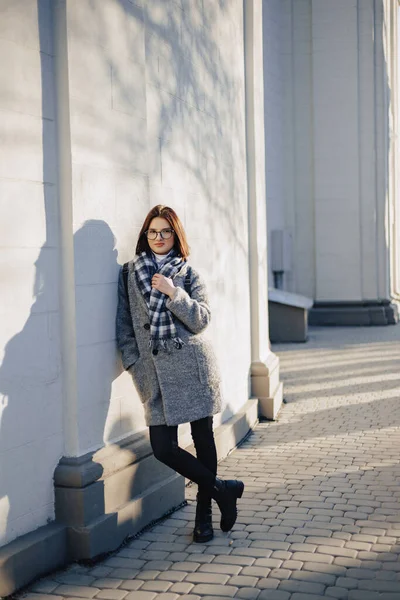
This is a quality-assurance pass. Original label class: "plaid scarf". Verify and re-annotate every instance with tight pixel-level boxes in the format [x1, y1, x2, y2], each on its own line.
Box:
[133, 249, 185, 352]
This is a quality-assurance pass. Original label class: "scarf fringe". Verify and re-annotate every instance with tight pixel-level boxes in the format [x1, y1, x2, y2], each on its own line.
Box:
[148, 337, 185, 352]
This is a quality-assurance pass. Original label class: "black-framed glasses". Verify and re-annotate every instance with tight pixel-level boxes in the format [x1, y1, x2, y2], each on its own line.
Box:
[145, 228, 175, 240]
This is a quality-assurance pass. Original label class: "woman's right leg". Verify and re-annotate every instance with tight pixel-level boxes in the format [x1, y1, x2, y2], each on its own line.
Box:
[149, 424, 216, 489]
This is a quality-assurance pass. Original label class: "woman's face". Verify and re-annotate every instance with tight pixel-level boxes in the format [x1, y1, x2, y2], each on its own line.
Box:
[147, 216, 175, 255]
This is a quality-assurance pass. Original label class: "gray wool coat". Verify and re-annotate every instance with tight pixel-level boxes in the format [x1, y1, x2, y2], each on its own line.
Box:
[116, 259, 222, 426]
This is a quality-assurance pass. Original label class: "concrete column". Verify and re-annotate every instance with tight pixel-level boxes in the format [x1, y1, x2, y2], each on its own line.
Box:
[385, 0, 400, 300]
[244, 0, 283, 419]
[307, 0, 398, 325]
[394, 1, 400, 298]
[53, 0, 79, 457]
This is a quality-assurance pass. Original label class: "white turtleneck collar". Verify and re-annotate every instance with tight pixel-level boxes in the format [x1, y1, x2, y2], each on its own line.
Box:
[152, 249, 173, 264]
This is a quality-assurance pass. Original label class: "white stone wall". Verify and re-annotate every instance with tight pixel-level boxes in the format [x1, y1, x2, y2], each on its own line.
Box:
[66, 0, 250, 455]
[0, 0, 251, 546]
[0, 0, 64, 546]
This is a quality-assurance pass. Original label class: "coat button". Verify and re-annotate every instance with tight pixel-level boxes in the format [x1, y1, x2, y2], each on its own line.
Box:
[152, 349, 158, 356]
[143, 323, 150, 330]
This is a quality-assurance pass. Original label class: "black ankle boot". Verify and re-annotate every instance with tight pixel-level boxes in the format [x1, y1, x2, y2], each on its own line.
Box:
[211, 477, 244, 532]
[193, 491, 214, 543]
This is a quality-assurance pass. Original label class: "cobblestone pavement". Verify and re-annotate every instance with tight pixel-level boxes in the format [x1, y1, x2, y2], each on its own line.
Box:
[22, 325, 400, 600]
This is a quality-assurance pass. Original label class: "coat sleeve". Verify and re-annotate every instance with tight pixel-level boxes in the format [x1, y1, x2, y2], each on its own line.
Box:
[116, 266, 139, 370]
[166, 267, 211, 334]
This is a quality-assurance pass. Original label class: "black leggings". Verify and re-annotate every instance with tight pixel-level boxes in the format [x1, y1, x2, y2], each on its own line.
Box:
[149, 416, 217, 493]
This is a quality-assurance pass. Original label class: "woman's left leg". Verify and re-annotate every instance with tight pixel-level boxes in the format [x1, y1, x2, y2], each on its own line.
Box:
[190, 417, 217, 543]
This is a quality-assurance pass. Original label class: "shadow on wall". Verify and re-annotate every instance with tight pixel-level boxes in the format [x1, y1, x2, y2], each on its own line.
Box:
[67, 0, 250, 424]
[0, 221, 122, 534]
[0, 244, 64, 547]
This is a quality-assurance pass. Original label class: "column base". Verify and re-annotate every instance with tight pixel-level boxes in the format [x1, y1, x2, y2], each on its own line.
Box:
[309, 300, 399, 326]
[251, 351, 283, 420]
[0, 523, 67, 597]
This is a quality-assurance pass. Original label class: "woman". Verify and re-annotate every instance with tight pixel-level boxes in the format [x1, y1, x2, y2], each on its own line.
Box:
[116, 205, 244, 543]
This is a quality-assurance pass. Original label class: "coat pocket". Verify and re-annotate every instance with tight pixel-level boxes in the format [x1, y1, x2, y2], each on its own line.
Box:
[194, 341, 221, 386]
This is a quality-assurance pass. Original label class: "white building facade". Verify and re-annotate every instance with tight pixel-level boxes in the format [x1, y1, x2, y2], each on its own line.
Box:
[0, 0, 398, 594]
[0, 0, 281, 594]
[264, 0, 399, 325]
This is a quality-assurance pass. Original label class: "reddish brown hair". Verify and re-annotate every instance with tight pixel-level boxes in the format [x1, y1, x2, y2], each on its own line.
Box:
[135, 205, 190, 260]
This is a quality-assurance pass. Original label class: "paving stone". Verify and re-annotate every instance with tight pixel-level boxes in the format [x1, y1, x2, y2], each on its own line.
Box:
[347, 592, 381, 600]
[357, 580, 400, 592]
[31, 582, 60, 594]
[108, 570, 140, 580]
[228, 575, 259, 587]
[234, 587, 261, 599]
[270, 551, 292, 560]
[302, 562, 347, 576]
[257, 591, 290, 600]
[140, 580, 173, 592]
[187, 554, 214, 563]
[333, 557, 362, 568]
[141, 561, 172, 571]
[165, 552, 189, 561]
[118, 549, 144, 559]
[255, 578, 280, 590]
[170, 561, 199, 572]
[362, 561, 383, 571]
[382, 562, 400, 571]
[118, 582, 144, 591]
[94, 591, 128, 600]
[345, 568, 375, 580]
[289, 570, 336, 586]
[54, 576, 96, 586]
[184, 572, 229, 584]
[169, 582, 194, 594]
[21, 596, 64, 600]
[325, 587, 349, 599]
[378, 553, 399, 562]
[376, 570, 397, 581]
[213, 555, 255, 566]
[52, 586, 99, 598]
[316, 546, 358, 558]
[124, 592, 156, 600]
[157, 571, 186, 582]
[345, 541, 371, 551]
[105, 558, 145, 570]
[285, 535, 306, 543]
[204, 545, 232, 555]
[190, 584, 238, 596]
[232, 548, 274, 558]
[282, 560, 303, 569]
[278, 580, 325, 595]
[289, 543, 317, 552]
[199, 563, 241, 575]
[89, 568, 114, 578]
[336, 577, 359, 589]
[289, 594, 327, 600]
[291, 552, 333, 563]
[250, 541, 290, 551]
